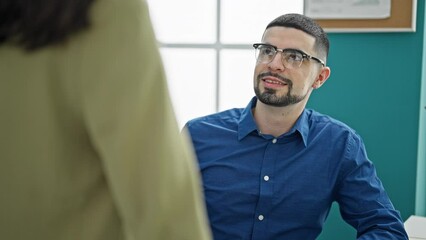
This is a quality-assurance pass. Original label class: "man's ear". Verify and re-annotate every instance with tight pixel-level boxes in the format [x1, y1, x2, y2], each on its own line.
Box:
[312, 66, 331, 89]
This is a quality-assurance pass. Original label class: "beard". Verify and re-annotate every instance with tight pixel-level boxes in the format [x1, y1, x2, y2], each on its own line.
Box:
[254, 72, 307, 107]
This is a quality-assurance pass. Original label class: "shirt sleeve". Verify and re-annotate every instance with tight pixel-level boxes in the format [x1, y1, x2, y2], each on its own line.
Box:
[77, 0, 211, 239]
[335, 133, 408, 239]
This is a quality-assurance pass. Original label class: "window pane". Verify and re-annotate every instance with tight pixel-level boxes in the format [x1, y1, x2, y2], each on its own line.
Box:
[147, 0, 216, 43]
[160, 48, 217, 127]
[221, 0, 304, 44]
[219, 49, 255, 111]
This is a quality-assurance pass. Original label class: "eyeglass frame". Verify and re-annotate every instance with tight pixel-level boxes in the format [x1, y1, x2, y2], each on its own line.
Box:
[253, 43, 325, 68]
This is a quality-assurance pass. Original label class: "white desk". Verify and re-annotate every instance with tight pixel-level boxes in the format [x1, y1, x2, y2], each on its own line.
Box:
[405, 215, 426, 240]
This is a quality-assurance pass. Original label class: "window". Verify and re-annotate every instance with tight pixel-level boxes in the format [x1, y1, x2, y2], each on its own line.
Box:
[147, 0, 303, 127]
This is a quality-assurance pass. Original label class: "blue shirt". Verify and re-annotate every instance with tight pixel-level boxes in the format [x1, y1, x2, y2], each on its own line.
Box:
[185, 97, 407, 240]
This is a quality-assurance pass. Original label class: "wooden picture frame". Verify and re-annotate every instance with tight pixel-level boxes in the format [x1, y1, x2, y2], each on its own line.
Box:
[304, 0, 417, 33]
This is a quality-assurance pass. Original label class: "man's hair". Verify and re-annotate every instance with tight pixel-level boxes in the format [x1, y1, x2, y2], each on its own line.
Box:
[0, 0, 96, 51]
[266, 13, 329, 62]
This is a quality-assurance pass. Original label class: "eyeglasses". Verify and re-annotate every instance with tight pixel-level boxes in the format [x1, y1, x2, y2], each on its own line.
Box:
[253, 43, 325, 69]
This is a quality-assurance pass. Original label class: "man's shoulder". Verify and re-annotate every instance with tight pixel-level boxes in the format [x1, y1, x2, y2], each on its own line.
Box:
[305, 109, 359, 138]
[186, 108, 244, 129]
[305, 109, 365, 158]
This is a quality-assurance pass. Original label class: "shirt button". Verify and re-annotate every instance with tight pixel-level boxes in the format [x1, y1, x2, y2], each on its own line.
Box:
[272, 138, 277, 144]
[258, 215, 264, 221]
[263, 175, 269, 181]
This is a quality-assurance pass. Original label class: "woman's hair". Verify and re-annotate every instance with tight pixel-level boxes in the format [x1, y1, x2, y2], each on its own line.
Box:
[0, 0, 96, 51]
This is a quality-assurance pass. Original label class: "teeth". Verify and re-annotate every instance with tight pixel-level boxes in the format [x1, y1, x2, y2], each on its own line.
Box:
[265, 79, 284, 85]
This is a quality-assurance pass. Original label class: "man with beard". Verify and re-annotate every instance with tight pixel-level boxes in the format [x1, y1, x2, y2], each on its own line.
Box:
[184, 13, 407, 240]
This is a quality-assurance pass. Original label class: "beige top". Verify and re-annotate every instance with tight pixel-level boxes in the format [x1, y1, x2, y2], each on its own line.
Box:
[0, 0, 211, 239]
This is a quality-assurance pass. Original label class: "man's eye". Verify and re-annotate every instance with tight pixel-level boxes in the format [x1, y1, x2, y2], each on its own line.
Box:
[285, 51, 303, 62]
[261, 47, 275, 56]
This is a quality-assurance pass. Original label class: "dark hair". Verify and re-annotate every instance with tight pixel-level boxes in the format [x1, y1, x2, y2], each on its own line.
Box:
[0, 0, 96, 51]
[266, 13, 329, 61]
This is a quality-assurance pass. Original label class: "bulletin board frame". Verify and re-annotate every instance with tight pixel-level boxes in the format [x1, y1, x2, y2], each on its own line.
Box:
[303, 0, 417, 33]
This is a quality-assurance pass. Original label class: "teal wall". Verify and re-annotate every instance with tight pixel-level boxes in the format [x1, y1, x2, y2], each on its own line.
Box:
[308, 1, 425, 239]
[416, 0, 426, 217]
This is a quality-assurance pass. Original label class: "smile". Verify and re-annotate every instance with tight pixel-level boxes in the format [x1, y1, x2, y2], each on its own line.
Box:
[263, 78, 286, 85]
[261, 75, 288, 89]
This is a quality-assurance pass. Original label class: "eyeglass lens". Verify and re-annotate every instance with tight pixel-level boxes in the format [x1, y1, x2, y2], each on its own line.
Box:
[255, 45, 304, 69]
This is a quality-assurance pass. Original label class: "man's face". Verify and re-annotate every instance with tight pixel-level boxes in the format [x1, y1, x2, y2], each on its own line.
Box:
[253, 26, 326, 107]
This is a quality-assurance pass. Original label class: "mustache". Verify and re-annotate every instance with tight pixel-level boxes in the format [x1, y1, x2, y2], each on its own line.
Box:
[257, 72, 291, 85]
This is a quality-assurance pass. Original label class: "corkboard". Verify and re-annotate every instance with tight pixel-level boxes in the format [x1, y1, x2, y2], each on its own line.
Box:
[304, 0, 417, 32]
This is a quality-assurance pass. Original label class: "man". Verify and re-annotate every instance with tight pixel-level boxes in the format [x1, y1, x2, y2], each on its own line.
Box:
[0, 0, 211, 239]
[185, 13, 407, 239]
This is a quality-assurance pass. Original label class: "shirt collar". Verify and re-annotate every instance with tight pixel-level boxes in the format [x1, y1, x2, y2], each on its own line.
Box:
[237, 96, 309, 147]
[291, 108, 309, 147]
[237, 97, 259, 141]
